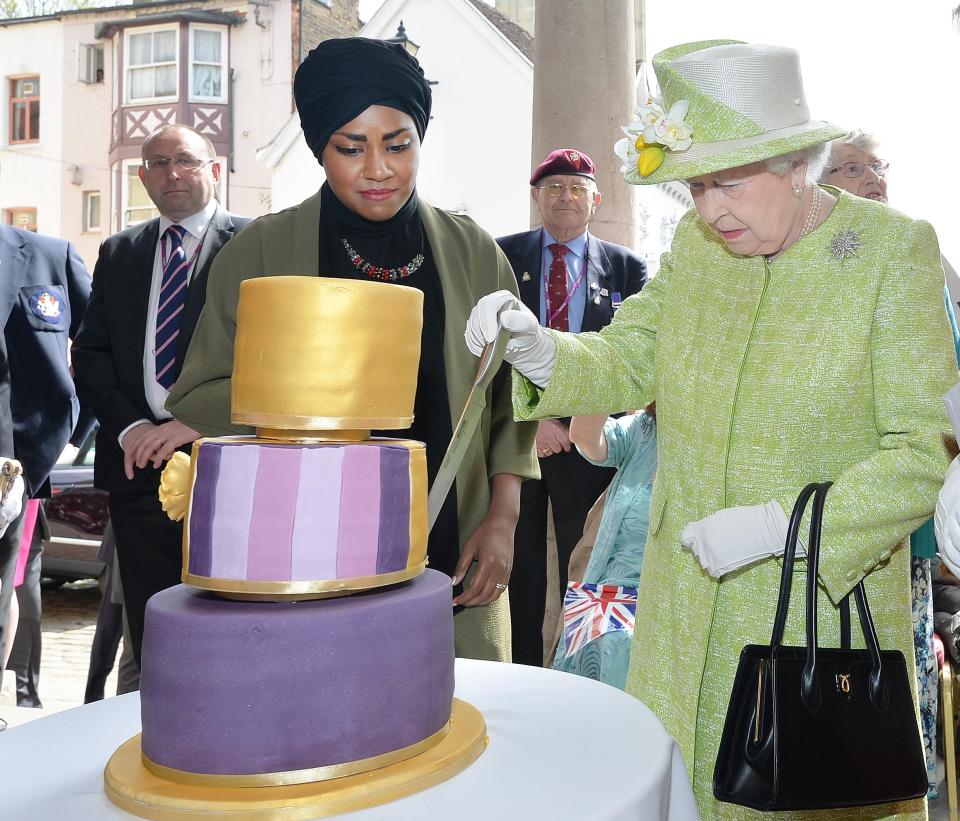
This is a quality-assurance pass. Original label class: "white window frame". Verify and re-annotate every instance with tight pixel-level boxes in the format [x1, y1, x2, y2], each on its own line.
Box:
[82, 190, 101, 232]
[124, 24, 179, 105]
[188, 25, 227, 104]
[121, 159, 159, 228]
[77, 43, 105, 84]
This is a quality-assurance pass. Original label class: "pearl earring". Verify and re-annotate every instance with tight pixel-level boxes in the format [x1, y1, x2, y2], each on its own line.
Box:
[793, 184, 803, 196]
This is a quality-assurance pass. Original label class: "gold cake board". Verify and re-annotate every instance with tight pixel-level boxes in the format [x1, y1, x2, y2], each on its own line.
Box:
[104, 699, 487, 820]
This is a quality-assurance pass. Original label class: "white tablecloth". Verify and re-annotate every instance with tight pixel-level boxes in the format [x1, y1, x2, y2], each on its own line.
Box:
[0, 659, 699, 820]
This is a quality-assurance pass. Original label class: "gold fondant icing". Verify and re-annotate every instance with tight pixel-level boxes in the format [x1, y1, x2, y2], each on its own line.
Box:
[232, 277, 423, 431]
[104, 699, 488, 820]
[186, 561, 426, 600]
[158, 452, 191, 523]
[141, 719, 452, 787]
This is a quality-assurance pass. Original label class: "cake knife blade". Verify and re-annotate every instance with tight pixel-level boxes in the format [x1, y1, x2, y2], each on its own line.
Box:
[427, 302, 515, 532]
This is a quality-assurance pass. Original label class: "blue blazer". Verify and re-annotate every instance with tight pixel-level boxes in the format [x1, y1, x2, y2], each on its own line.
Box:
[496, 228, 647, 333]
[0, 224, 92, 496]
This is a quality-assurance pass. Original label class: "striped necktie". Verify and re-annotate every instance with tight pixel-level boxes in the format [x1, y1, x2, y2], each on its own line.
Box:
[155, 224, 190, 389]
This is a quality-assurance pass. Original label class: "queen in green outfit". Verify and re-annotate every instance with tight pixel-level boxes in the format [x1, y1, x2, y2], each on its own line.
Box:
[468, 41, 955, 820]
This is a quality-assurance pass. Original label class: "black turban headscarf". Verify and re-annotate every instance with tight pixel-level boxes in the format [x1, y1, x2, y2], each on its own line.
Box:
[294, 37, 432, 164]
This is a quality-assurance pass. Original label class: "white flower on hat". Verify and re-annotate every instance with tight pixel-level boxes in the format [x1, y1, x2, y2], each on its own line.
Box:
[647, 101, 693, 151]
[615, 97, 693, 180]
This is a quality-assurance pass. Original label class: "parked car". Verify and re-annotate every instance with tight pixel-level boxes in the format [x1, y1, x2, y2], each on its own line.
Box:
[41, 426, 108, 584]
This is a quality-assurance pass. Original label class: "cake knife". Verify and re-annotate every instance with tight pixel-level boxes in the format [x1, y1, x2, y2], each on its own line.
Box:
[427, 301, 516, 532]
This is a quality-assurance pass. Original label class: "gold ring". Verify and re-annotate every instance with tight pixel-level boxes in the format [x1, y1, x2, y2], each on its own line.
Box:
[540, 448, 549, 455]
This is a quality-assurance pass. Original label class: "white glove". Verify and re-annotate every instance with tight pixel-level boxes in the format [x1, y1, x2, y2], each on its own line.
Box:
[0, 472, 24, 539]
[681, 501, 799, 578]
[464, 290, 557, 387]
[935, 456, 960, 575]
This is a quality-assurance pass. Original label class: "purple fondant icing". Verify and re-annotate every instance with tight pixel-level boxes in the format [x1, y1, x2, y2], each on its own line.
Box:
[209, 444, 260, 579]
[291, 447, 343, 580]
[376, 446, 410, 573]
[187, 445, 220, 577]
[140, 570, 455, 777]
[336, 446, 381, 577]
[246, 446, 302, 580]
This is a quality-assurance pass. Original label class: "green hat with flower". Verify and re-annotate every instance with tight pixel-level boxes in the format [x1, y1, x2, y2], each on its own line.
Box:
[615, 40, 846, 185]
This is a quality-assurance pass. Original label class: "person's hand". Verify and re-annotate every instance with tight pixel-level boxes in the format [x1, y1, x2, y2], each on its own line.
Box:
[681, 501, 798, 578]
[0, 466, 24, 538]
[936, 456, 960, 574]
[451, 510, 515, 607]
[464, 290, 556, 387]
[123, 420, 201, 480]
[536, 419, 571, 458]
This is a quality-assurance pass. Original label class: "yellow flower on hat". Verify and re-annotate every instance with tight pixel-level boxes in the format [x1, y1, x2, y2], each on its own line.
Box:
[637, 146, 666, 177]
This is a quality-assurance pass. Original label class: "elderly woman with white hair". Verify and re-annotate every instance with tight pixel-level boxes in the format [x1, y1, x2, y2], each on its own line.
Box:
[468, 40, 955, 820]
[821, 129, 889, 203]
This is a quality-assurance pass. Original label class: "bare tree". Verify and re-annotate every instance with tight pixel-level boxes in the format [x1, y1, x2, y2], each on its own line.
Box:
[0, 0, 95, 19]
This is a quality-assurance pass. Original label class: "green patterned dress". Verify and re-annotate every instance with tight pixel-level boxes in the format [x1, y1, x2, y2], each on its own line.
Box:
[514, 189, 955, 820]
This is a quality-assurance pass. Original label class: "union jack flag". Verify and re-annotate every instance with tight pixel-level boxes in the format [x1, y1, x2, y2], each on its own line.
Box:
[562, 582, 638, 657]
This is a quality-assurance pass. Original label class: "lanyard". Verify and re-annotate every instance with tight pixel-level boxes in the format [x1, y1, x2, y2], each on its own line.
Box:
[542, 229, 587, 326]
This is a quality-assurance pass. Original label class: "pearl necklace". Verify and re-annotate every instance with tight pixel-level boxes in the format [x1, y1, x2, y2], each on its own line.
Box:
[798, 185, 822, 241]
[341, 238, 425, 282]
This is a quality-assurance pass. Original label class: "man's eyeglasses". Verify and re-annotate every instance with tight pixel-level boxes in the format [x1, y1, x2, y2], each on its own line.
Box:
[142, 156, 214, 173]
[537, 183, 595, 200]
[827, 160, 889, 179]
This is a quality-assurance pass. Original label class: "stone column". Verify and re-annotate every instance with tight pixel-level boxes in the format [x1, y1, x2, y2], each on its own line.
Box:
[531, 0, 638, 249]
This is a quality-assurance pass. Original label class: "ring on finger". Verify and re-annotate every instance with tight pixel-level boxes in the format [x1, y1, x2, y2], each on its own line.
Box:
[495, 582, 507, 591]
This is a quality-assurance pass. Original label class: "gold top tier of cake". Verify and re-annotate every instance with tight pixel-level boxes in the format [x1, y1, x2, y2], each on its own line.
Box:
[232, 277, 423, 432]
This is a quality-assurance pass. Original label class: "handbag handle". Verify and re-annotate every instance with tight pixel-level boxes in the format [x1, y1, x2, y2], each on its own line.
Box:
[769, 482, 819, 647]
[801, 482, 888, 712]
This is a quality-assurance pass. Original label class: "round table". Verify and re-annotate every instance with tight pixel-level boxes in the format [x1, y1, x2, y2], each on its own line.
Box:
[0, 659, 699, 820]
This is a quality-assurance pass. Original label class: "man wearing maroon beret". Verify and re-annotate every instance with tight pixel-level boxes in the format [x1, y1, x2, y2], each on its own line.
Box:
[497, 148, 647, 666]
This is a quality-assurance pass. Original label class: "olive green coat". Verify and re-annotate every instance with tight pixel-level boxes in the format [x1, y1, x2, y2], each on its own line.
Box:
[166, 190, 539, 661]
[514, 190, 954, 820]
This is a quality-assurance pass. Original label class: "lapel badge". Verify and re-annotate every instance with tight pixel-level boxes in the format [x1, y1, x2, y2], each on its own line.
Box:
[593, 295, 601, 305]
[521, 272, 531, 283]
[589, 281, 598, 290]
[599, 287, 609, 297]
[29, 288, 63, 324]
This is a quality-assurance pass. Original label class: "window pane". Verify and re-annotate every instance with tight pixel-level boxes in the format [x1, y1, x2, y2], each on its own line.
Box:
[154, 29, 176, 62]
[13, 78, 39, 97]
[155, 65, 176, 97]
[129, 33, 152, 66]
[12, 102, 26, 140]
[28, 100, 39, 141]
[128, 66, 153, 99]
[127, 166, 153, 207]
[192, 64, 221, 98]
[193, 30, 220, 63]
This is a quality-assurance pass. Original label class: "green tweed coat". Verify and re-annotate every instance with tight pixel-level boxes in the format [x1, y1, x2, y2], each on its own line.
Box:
[514, 189, 955, 820]
[166, 190, 539, 662]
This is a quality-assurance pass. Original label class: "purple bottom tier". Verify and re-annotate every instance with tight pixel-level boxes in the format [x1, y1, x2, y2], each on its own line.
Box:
[140, 570, 454, 778]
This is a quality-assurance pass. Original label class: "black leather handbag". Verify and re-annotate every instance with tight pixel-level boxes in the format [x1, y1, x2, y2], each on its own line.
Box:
[712, 482, 928, 811]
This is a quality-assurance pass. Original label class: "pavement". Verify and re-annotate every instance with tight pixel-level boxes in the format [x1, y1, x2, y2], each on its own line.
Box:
[0, 579, 119, 729]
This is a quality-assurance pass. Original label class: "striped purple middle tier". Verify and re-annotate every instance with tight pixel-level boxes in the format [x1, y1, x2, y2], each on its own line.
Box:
[186, 439, 421, 583]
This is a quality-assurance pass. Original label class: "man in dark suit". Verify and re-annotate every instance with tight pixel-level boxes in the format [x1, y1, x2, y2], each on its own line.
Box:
[74, 124, 250, 665]
[496, 148, 647, 666]
[0, 220, 91, 699]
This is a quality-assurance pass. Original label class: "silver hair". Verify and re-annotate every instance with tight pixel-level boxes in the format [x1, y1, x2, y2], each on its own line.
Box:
[817, 130, 882, 182]
[765, 143, 831, 185]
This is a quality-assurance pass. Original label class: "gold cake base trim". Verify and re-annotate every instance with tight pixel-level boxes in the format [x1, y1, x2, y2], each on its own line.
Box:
[104, 699, 487, 820]
[142, 719, 451, 787]
[184, 561, 426, 601]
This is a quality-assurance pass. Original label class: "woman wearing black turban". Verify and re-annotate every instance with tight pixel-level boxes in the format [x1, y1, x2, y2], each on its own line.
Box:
[167, 38, 538, 661]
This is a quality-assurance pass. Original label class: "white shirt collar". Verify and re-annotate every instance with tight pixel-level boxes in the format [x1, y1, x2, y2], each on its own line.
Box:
[158, 198, 218, 241]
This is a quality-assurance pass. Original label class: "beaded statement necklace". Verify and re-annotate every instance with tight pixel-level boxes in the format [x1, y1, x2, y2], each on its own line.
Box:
[341, 238, 425, 283]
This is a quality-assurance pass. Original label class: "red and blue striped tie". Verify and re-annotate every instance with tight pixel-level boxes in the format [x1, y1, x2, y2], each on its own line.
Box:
[155, 224, 189, 389]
